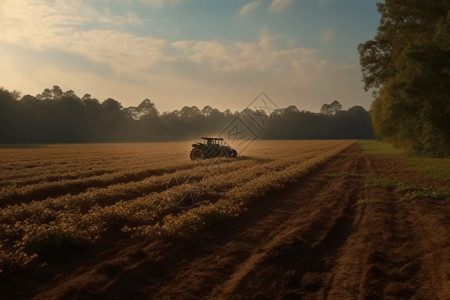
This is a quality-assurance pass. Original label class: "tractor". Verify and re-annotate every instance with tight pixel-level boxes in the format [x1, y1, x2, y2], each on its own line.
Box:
[190, 137, 237, 160]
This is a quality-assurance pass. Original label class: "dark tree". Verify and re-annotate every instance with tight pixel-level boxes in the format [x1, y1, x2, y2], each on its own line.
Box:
[358, 0, 450, 156]
[0, 88, 20, 142]
[82, 97, 102, 141]
[137, 99, 159, 119]
[0, 86, 374, 143]
[320, 100, 342, 115]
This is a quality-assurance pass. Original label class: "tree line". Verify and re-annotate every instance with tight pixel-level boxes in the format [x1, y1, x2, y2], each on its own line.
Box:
[358, 0, 449, 156]
[0, 86, 373, 143]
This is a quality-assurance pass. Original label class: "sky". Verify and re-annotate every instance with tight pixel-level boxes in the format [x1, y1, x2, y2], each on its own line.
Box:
[0, 0, 380, 113]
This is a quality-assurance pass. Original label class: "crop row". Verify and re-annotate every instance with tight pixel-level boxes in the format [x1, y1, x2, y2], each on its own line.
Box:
[0, 140, 354, 274]
[129, 141, 354, 237]
[0, 143, 189, 184]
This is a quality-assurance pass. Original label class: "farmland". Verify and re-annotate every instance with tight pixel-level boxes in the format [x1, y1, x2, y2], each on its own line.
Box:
[0, 141, 352, 271]
[1, 140, 449, 299]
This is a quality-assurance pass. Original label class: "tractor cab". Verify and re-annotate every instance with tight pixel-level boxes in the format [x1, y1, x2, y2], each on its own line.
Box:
[190, 137, 237, 160]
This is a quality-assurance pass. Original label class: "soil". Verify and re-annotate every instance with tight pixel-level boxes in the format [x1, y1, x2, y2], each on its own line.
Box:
[2, 144, 449, 299]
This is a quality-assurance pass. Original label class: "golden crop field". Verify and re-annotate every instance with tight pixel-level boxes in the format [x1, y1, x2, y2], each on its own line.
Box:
[0, 140, 354, 273]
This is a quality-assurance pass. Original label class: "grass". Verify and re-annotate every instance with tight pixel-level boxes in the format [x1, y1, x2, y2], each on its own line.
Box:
[328, 171, 450, 202]
[364, 174, 450, 201]
[356, 140, 449, 201]
[359, 140, 405, 158]
[359, 140, 450, 181]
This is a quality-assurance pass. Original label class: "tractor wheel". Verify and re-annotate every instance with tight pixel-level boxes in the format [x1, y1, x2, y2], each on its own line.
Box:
[190, 148, 205, 160]
[230, 150, 237, 158]
[219, 150, 230, 157]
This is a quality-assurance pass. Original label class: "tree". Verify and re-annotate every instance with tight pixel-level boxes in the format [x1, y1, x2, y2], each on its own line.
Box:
[36, 85, 64, 100]
[0, 83, 375, 143]
[82, 97, 102, 141]
[137, 99, 159, 119]
[358, 0, 450, 156]
[0, 88, 20, 142]
[320, 100, 342, 115]
[57, 91, 84, 141]
[99, 98, 125, 141]
[201, 105, 213, 117]
[341, 106, 374, 139]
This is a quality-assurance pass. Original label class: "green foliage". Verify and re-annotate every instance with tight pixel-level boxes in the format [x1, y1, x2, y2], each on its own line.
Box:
[327, 168, 449, 202]
[359, 140, 404, 157]
[408, 156, 450, 181]
[401, 187, 450, 201]
[359, 1, 450, 157]
[364, 175, 399, 190]
[320, 100, 342, 115]
[364, 174, 450, 201]
[360, 140, 450, 181]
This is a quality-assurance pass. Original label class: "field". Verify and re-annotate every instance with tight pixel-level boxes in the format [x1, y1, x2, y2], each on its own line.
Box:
[1, 140, 449, 299]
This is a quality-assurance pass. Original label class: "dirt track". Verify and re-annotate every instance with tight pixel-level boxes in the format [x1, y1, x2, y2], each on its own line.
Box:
[6, 144, 450, 299]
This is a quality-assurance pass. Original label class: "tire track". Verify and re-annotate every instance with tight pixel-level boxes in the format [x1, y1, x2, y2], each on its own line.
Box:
[318, 152, 450, 299]
[142, 144, 362, 300]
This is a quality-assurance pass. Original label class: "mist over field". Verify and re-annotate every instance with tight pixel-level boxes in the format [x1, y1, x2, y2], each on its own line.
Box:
[0, 87, 373, 144]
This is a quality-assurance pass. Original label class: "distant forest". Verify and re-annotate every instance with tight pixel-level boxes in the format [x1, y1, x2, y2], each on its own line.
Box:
[0, 86, 373, 143]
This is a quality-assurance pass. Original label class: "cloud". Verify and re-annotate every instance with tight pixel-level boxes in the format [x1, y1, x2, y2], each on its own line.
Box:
[139, 0, 182, 6]
[0, 0, 146, 47]
[167, 30, 321, 80]
[239, 1, 261, 17]
[268, 0, 293, 13]
[0, 0, 371, 112]
[0, 0, 320, 81]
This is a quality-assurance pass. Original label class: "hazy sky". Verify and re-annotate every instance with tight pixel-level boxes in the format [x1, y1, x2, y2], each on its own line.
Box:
[0, 0, 379, 113]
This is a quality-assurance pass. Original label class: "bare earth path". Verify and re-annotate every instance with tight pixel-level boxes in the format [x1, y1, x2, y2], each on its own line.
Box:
[10, 144, 450, 299]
